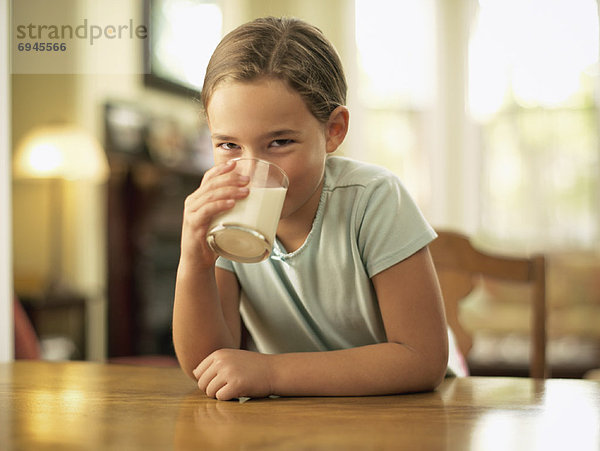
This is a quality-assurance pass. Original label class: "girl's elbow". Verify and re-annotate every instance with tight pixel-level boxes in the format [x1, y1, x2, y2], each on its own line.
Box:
[411, 362, 446, 393]
[390, 341, 448, 393]
[173, 349, 200, 381]
[406, 341, 448, 392]
[427, 363, 447, 391]
[177, 358, 197, 381]
[423, 347, 449, 391]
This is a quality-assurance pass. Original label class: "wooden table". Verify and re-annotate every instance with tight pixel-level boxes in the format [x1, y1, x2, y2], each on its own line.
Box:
[1, 361, 599, 450]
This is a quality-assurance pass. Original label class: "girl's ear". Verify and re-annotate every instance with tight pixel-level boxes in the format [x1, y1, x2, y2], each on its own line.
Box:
[325, 106, 349, 154]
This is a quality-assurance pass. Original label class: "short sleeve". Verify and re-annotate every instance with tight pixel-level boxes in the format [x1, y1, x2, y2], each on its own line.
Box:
[356, 174, 436, 278]
[215, 256, 235, 272]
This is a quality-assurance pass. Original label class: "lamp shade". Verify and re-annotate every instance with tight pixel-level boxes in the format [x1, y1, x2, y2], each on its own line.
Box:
[13, 124, 109, 183]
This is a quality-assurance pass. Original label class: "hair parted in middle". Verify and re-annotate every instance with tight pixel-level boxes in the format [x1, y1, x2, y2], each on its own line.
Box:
[201, 16, 347, 124]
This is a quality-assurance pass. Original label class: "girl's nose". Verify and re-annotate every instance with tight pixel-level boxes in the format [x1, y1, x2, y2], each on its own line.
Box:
[241, 149, 259, 160]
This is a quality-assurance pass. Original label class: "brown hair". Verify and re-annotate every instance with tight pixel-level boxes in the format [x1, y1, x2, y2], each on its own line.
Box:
[201, 16, 347, 123]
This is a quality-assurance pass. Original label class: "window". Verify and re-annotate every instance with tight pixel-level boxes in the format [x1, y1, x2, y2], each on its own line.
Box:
[146, 0, 223, 94]
[353, 0, 599, 251]
[469, 0, 600, 251]
[353, 0, 436, 210]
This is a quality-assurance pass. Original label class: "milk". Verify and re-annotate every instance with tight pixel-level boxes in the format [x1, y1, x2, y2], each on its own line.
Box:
[209, 186, 287, 261]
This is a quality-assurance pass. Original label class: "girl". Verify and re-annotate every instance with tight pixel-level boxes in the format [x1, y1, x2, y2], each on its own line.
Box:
[173, 16, 465, 401]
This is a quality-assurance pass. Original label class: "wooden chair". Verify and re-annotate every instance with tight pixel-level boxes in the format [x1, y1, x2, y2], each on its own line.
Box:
[429, 230, 547, 378]
[14, 296, 41, 360]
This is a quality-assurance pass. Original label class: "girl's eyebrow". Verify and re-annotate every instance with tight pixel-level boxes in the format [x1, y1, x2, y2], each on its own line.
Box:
[211, 133, 237, 142]
[210, 134, 236, 142]
[211, 129, 302, 142]
[264, 129, 302, 139]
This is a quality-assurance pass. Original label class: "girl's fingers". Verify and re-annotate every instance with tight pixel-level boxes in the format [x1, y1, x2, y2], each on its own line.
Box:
[195, 360, 215, 390]
[205, 158, 236, 178]
[205, 377, 228, 399]
[179, 160, 250, 261]
[193, 357, 208, 379]
[188, 160, 249, 199]
[215, 383, 238, 401]
[203, 185, 250, 205]
[203, 199, 238, 224]
[184, 187, 248, 226]
[186, 176, 249, 209]
[196, 362, 227, 398]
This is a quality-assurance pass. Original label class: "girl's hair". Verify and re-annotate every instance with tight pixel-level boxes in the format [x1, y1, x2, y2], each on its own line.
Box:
[201, 16, 347, 123]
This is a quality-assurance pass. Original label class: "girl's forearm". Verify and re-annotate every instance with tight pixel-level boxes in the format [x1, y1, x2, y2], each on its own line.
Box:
[172, 263, 238, 378]
[268, 342, 447, 396]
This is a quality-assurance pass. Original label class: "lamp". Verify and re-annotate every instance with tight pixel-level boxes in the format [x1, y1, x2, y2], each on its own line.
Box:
[13, 124, 109, 297]
[13, 124, 109, 182]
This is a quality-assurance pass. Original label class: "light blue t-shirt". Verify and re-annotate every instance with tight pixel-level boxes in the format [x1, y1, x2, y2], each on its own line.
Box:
[217, 156, 466, 376]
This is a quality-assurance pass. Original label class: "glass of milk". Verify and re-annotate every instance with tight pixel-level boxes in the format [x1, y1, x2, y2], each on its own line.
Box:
[206, 158, 289, 263]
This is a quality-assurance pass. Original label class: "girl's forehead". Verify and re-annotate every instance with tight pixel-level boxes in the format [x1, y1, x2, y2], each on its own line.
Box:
[207, 79, 315, 125]
[210, 77, 298, 101]
[206, 82, 324, 139]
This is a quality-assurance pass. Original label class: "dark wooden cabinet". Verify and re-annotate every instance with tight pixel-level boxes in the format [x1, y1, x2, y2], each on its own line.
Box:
[107, 156, 202, 359]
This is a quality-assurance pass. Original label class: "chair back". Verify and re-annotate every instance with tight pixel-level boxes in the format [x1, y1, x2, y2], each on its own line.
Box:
[429, 230, 547, 378]
[14, 296, 41, 360]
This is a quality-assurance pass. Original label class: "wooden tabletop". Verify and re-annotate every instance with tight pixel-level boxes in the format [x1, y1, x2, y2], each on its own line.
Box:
[1, 360, 599, 450]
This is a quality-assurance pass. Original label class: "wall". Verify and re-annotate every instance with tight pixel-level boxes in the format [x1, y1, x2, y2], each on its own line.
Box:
[1, 0, 13, 362]
[10, 0, 359, 361]
[11, 76, 78, 293]
[9, 0, 484, 362]
[11, 0, 206, 361]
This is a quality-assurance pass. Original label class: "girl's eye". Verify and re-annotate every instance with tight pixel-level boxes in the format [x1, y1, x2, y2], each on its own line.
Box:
[270, 139, 294, 148]
[218, 142, 240, 151]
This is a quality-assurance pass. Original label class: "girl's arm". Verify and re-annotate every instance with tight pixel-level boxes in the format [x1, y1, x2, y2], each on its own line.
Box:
[194, 246, 449, 399]
[271, 246, 448, 395]
[172, 161, 249, 378]
[173, 265, 242, 379]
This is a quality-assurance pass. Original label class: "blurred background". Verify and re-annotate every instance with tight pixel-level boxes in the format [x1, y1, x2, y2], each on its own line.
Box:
[5, 0, 600, 377]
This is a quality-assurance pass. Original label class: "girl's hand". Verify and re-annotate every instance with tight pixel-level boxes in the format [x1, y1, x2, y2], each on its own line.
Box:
[193, 349, 274, 401]
[180, 160, 249, 270]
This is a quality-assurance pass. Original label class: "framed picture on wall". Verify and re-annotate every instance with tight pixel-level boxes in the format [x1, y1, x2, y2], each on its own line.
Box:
[143, 0, 223, 97]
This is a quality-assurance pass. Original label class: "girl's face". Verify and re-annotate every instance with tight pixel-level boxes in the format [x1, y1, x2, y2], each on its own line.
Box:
[206, 77, 345, 225]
